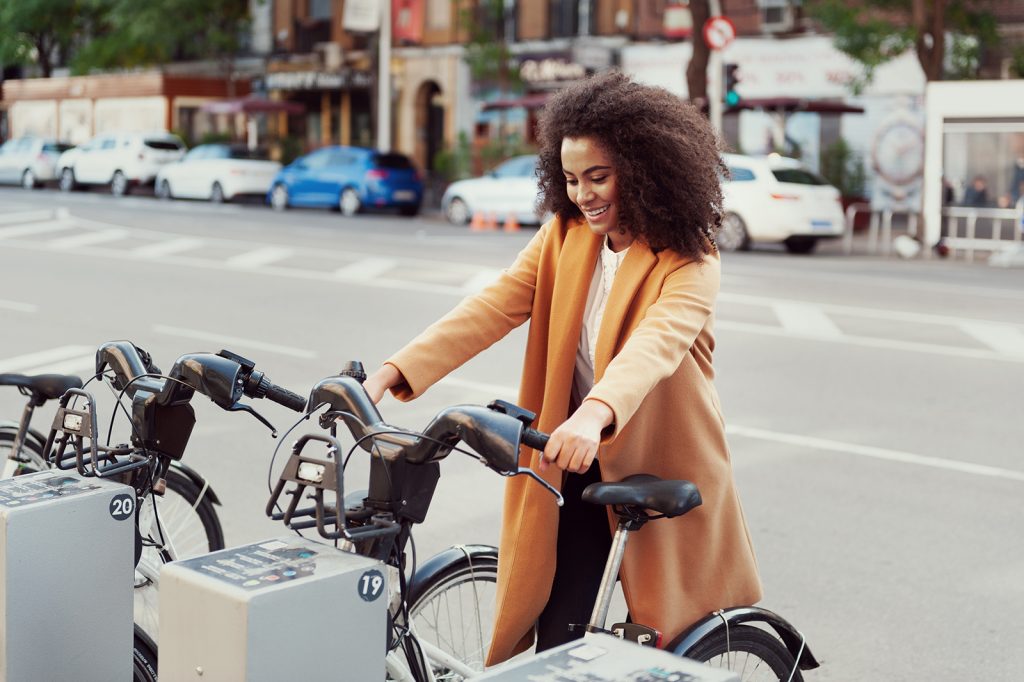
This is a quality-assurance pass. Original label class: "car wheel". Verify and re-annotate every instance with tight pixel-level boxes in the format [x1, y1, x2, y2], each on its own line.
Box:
[717, 212, 751, 252]
[784, 236, 818, 255]
[21, 170, 37, 190]
[111, 170, 129, 197]
[446, 197, 470, 225]
[339, 188, 361, 216]
[59, 168, 76, 193]
[210, 182, 225, 204]
[270, 184, 289, 211]
[156, 179, 172, 200]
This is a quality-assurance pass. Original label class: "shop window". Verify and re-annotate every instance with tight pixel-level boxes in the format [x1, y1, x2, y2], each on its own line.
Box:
[549, 0, 578, 37]
[943, 122, 1024, 208]
[427, 0, 450, 29]
[309, 0, 332, 20]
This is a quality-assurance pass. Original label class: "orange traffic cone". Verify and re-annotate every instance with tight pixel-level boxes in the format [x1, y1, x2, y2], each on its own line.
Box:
[470, 211, 486, 232]
[484, 212, 499, 231]
[503, 213, 520, 233]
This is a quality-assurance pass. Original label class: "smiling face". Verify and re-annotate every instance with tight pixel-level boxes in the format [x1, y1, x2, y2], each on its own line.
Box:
[561, 136, 630, 250]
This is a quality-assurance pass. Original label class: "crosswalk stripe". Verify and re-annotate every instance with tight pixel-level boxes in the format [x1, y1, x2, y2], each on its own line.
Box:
[333, 258, 398, 280]
[0, 210, 54, 226]
[771, 302, 844, 338]
[0, 346, 93, 373]
[225, 247, 295, 269]
[0, 219, 77, 240]
[153, 325, 317, 359]
[131, 238, 205, 259]
[19, 355, 95, 377]
[959, 321, 1024, 356]
[0, 299, 37, 313]
[48, 228, 131, 250]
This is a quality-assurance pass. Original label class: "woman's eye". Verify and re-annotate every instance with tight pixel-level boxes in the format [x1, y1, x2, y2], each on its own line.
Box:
[565, 178, 578, 186]
[591, 176, 607, 183]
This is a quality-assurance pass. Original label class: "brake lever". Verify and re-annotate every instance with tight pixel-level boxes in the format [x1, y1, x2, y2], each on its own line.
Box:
[513, 467, 564, 507]
[228, 402, 278, 438]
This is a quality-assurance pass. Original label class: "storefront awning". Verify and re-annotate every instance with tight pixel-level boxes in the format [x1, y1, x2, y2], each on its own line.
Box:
[727, 98, 864, 114]
[200, 96, 306, 115]
[481, 93, 551, 112]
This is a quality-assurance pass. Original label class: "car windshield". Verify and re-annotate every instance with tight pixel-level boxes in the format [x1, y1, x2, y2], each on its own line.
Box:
[228, 147, 270, 160]
[374, 153, 413, 169]
[771, 168, 828, 185]
[493, 156, 537, 178]
[44, 143, 73, 153]
[145, 139, 183, 151]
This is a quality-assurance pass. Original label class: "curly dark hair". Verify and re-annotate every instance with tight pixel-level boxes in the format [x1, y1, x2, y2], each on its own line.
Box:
[535, 70, 724, 260]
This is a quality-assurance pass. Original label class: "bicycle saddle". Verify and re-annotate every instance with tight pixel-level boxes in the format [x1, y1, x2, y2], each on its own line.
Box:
[582, 474, 702, 518]
[0, 373, 83, 402]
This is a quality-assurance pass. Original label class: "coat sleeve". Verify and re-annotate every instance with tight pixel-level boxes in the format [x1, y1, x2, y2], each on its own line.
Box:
[586, 252, 720, 441]
[384, 219, 552, 400]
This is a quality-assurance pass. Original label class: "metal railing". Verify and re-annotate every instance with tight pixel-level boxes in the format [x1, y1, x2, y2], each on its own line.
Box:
[940, 206, 1024, 261]
[844, 204, 921, 257]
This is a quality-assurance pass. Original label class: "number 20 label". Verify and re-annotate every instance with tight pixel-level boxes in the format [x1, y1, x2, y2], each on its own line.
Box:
[109, 493, 135, 521]
[358, 569, 385, 602]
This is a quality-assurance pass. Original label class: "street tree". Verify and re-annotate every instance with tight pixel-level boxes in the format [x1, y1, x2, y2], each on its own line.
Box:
[808, 0, 999, 89]
[0, 0, 101, 77]
[685, 0, 711, 111]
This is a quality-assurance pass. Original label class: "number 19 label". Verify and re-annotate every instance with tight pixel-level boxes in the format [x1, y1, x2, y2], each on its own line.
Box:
[358, 569, 385, 602]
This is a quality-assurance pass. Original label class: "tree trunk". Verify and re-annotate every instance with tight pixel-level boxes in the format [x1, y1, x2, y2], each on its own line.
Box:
[686, 0, 711, 111]
[912, 0, 947, 80]
[34, 35, 52, 78]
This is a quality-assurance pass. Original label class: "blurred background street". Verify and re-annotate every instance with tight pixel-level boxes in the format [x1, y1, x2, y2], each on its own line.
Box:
[1, 187, 1023, 680]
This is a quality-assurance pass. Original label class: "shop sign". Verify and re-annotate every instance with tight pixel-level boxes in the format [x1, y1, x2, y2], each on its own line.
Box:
[344, 0, 380, 32]
[393, 0, 424, 44]
[259, 70, 373, 91]
[519, 57, 588, 88]
[663, 2, 693, 39]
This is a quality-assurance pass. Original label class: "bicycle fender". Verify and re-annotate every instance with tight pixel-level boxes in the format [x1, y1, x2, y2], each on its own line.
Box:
[667, 606, 820, 671]
[0, 423, 48, 456]
[169, 460, 222, 506]
[407, 544, 498, 603]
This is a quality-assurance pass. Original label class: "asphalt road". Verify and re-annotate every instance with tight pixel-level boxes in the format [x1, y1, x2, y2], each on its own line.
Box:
[1, 186, 1023, 681]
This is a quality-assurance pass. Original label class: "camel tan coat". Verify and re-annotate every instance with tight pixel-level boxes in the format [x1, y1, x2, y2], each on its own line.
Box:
[387, 215, 762, 665]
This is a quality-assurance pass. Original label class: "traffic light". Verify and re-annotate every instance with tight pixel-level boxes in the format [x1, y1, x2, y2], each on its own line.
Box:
[724, 63, 741, 107]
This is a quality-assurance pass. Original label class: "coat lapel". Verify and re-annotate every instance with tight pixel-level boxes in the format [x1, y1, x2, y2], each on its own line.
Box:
[594, 241, 658, 381]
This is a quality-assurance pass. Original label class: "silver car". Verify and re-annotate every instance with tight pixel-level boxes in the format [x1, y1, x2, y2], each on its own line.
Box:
[0, 137, 73, 189]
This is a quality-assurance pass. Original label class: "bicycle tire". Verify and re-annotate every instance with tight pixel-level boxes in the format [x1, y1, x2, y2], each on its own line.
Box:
[133, 625, 159, 682]
[684, 624, 802, 682]
[405, 550, 499, 681]
[0, 427, 48, 476]
[135, 468, 225, 639]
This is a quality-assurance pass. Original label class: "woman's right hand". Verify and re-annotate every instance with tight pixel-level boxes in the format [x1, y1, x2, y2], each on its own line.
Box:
[362, 364, 402, 404]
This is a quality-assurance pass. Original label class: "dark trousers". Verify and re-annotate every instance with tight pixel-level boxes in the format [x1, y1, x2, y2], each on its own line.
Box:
[535, 461, 613, 652]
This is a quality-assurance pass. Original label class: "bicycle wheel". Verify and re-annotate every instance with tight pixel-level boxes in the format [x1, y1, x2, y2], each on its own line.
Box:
[684, 624, 802, 682]
[405, 549, 499, 681]
[135, 468, 224, 639]
[0, 427, 48, 477]
[133, 625, 159, 682]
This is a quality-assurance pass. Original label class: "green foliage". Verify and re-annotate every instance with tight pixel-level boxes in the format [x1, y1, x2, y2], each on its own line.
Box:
[1011, 45, 1024, 79]
[278, 135, 303, 165]
[459, 0, 520, 91]
[820, 138, 867, 199]
[0, 0, 104, 76]
[433, 131, 473, 183]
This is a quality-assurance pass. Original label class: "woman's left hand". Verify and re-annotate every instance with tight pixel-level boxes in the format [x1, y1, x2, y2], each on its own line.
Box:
[539, 400, 614, 474]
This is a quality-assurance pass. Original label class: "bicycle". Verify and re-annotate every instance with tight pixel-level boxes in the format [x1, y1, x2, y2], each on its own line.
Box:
[36, 341, 306, 681]
[265, 366, 820, 682]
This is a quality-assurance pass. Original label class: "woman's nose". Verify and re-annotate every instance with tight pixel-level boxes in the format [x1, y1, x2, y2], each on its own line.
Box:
[576, 184, 594, 204]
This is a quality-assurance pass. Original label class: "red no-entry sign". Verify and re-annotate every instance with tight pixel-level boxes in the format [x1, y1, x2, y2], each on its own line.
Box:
[703, 16, 736, 51]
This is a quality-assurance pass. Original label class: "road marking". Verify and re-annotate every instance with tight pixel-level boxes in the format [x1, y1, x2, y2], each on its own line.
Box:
[19, 355, 95, 376]
[334, 258, 398, 280]
[771, 302, 843, 338]
[153, 325, 317, 359]
[47, 228, 131, 250]
[0, 345, 93, 373]
[958, 321, 1024, 356]
[716, 319, 1024, 363]
[438, 376, 516, 397]
[0, 299, 37, 313]
[0, 210, 55, 226]
[131, 238, 205, 259]
[0, 219, 77, 240]
[727, 424, 1024, 483]
[461, 268, 504, 293]
[225, 246, 295, 269]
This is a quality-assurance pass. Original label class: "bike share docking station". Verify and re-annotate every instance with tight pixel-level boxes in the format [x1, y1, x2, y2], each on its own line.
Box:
[0, 470, 135, 682]
[159, 433, 391, 682]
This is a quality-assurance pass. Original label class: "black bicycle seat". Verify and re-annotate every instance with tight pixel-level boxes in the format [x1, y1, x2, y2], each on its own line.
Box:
[582, 474, 702, 518]
[0, 373, 83, 402]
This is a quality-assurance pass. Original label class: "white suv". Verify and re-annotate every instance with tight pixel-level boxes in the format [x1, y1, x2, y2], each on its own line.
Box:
[719, 153, 845, 254]
[57, 131, 186, 196]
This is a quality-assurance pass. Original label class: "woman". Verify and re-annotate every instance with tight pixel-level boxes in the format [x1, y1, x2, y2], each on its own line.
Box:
[362, 70, 762, 665]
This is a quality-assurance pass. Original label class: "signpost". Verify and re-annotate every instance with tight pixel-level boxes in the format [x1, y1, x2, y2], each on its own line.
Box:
[703, 12, 736, 135]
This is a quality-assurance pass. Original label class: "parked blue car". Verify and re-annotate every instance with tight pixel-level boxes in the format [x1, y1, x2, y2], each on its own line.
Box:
[267, 146, 423, 216]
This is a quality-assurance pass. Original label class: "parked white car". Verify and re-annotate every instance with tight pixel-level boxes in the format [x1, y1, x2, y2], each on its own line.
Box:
[719, 153, 845, 254]
[57, 131, 186, 196]
[0, 137, 73, 189]
[155, 144, 282, 203]
[441, 155, 546, 226]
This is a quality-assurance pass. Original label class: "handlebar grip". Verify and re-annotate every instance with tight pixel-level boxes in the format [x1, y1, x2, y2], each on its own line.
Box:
[521, 428, 549, 452]
[265, 383, 307, 412]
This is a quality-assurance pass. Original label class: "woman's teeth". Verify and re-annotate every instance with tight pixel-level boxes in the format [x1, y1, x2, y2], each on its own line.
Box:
[586, 206, 609, 218]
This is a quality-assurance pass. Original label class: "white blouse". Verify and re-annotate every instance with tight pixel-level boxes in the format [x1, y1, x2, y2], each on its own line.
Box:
[571, 238, 630, 410]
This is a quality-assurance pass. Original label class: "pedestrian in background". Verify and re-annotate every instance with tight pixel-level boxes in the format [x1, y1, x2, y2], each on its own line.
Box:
[360, 70, 762, 665]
